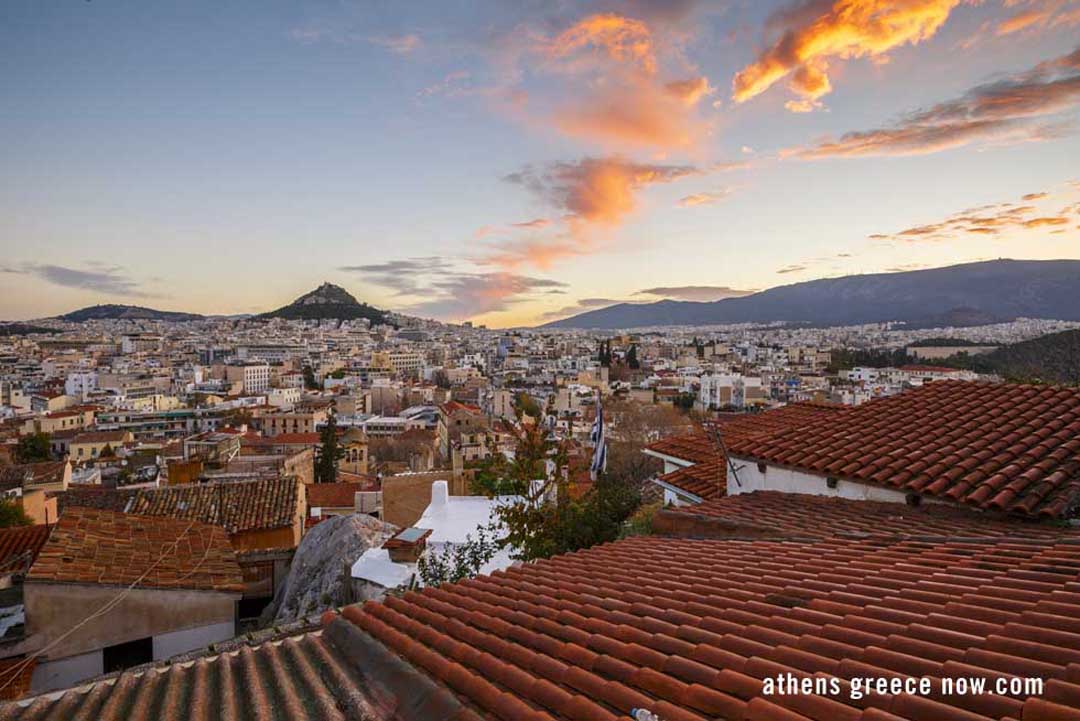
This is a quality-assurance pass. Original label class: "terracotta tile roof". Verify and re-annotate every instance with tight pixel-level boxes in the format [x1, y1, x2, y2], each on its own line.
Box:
[69, 431, 129, 445]
[0, 624, 484, 721]
[328, 534, 1080, 721]
[27, 508, 242, 593]
[247, 432, 321, 445]
[729, 381, 1080, 519]
[125, 477, 301, 534]
[0, 525, 52, 575]
[659, 491, 1080, 541]
[654, 460, 725, 501]
[307, 482, 365, 509]
[0, 463, 66, 492]
[51, 487, 136, 515]
[649, 404, 846, 501]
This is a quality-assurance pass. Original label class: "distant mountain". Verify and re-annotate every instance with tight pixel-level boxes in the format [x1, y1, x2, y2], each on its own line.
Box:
[56, 304, 204, 322]
[941, 329, 1080, 385]
[260, 282, 388, 324]
[541, 259, 1080, 329]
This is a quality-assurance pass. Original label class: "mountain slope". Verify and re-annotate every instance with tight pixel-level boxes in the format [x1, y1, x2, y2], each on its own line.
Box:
[56, 304, 204, 322]
[260, 282, 388, 323]
[542, 259, 1080, 329]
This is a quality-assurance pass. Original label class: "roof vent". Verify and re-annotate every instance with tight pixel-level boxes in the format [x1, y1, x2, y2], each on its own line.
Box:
[826, 477, 838, 489]
[431, 480, 449, 507]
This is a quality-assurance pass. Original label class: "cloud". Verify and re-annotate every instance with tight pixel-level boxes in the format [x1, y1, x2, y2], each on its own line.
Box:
[634, 286, 755, 301]
[996, 0, 1080, 37]
[777, 264, 807, 274]
[733, 0, 961, 106]
[505, 157, 698, 227]
[489, 156, 698, 269]
[677, 189, 732, 207]
[461, 12, 714, 152]
[867, 183, 1079, 241]
[539, 297, 625, 322]
[10, 264, 154, 297]
[510, 218, 551, 230]
[340, 257, 566, 320]
[406, 273, 567, 319]
[369, 34, 422, 54]
[788, 45, 1080, 158]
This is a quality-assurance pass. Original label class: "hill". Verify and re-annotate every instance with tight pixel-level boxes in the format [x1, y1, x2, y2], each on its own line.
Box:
[940, 329, 1080, 385]
[56, 304, 204, 322]
[541, 259, 1080, 329]
[0, 323, 60, 336]
[259, 283, 388, 324]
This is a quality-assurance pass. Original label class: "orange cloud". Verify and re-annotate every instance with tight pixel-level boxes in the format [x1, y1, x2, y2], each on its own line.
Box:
[997, 0, 1080, 36]
[678, 189, 732, 207]
[530, 13, 713, 151]
[491, 157, 699, 268]
[788, 45, 1080, 158]
[867, 184, 1079, 241]
[665, 76, 715, 105]
[733, 0, 961, 106]
[546, 13, 657, 75]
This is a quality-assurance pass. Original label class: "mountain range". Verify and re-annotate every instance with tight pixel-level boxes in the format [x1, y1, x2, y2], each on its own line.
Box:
[541, 259, 1080, 329]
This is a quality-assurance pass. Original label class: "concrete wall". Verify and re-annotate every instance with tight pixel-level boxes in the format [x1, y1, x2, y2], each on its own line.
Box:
[31, 620, 235, 693]
[727, 455, 943, 505]
[24, 583, 238, 663]
[152, 620, 234, 660]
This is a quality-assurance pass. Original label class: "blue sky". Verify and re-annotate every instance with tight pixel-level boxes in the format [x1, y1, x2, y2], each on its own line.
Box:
[2, 0, 1079, 325]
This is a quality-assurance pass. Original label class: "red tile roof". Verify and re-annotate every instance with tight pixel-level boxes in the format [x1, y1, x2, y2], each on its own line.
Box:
[659, 491, 1080, 541]
[330, 534, 1080, 721]
[729, 381, 1080, 519]
[0, 462, 66, 492]
[0, 623, 482, 720]
[27, 508, 242, 593]
[125, 477, 301, 534]
[307, 482, 365, 509]
[51, 486, 136, 515]
[648, 403, 847, 501]
[0, 525, 52, 575]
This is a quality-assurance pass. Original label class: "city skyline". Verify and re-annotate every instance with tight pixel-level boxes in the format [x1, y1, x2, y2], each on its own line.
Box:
[3, 0, 1080, 327]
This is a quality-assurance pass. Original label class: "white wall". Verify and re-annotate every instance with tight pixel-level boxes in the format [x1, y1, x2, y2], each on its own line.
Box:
[152, 620, 235, 661]
[32, 649, 102, 693]
[727, 455, 941, 504]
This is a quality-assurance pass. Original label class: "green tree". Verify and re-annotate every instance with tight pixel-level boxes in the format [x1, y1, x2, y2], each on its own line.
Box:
[302, 365, 319, 390]
[15, 433, 50, 463]
[0, 498, 32, 528]
[417, 524, 501, 587]
[314, 412, 344, 483]
[487, 423, 640, 562]
[626, 344, 640, 370]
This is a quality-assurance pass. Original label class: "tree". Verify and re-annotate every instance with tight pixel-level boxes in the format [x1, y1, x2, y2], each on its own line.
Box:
[99, 444, 115, 459]
[0, 498, 32, 528]
[15, 433, 50, 463]
[417, 524, 501, 587]
[314, 413, 344, 483]
[485, 423, 640, 562]
[626, 344, 640, 370]
[432, 369, 451, 389]
[302, 365, 319, 391]
[513, 392, 541, 419]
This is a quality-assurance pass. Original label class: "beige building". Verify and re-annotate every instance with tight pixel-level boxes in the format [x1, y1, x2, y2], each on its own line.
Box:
[21, 509, 243, 693]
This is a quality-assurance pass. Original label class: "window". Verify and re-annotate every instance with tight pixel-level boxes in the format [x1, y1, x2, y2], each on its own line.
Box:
[103, 636, 153, 673]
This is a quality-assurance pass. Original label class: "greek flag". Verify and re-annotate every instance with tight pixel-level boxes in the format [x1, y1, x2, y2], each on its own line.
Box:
[589, 392, 607, 479]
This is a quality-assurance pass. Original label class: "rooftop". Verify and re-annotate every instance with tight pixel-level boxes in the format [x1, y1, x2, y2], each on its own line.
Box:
[27, 508, 242, 593]
[124, 477, 301, 534]
[729, 381, 1080, 518]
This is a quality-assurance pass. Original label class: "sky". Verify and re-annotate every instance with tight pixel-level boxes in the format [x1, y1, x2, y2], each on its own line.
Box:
[1, 0, 1079, 327]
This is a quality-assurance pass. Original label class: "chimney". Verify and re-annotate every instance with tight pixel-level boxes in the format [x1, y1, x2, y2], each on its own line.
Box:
[431, 480, 449, 507]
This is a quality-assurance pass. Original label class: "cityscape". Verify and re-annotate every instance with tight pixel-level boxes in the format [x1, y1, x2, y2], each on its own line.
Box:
[2, 2, 1080, 721]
